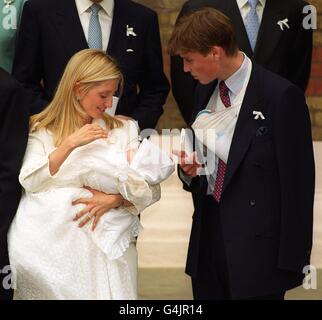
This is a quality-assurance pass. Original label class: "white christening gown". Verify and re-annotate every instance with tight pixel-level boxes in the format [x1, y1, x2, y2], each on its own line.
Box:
[8, 119, 174, 300]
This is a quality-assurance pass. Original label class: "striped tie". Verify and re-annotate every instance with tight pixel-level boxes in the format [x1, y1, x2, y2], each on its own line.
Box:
[88, 4, 102, 49]
[212, 81, 231, 203]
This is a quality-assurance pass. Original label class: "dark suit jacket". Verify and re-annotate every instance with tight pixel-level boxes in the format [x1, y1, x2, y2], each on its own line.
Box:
[0, 68, 30, 300]
[171, 0, 312, 124]
[180, 64, 315, 299]
[13, 0, 170, 130]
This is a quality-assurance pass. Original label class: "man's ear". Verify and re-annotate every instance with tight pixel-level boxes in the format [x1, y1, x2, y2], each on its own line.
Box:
[211, 46, 222, 61]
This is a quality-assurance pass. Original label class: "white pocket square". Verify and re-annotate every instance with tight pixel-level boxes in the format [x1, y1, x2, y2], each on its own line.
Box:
[277, 18, 290, 31]
[126, 49, 134, 52]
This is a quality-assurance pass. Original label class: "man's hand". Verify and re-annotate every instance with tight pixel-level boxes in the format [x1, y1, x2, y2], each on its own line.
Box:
[172, 150, 203, 177]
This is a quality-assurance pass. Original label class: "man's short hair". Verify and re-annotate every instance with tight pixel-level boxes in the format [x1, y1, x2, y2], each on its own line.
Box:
[168, 7, 238, 56]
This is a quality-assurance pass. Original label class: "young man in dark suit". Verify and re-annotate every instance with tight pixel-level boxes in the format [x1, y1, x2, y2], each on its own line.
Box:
[13, 0, 170, 130]
[169, 8, 315, 300]
[171, 0, 312, 125]
[0, 68, 30, 300]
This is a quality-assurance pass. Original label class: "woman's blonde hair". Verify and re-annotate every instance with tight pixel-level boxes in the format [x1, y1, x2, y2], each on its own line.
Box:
[30, 49, 124, 146]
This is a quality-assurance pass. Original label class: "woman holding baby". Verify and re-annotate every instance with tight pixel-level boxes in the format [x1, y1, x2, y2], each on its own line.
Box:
[7, 49, 174, 300]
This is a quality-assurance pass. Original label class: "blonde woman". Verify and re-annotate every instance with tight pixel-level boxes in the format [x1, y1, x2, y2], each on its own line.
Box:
[8, 49, 174, 300]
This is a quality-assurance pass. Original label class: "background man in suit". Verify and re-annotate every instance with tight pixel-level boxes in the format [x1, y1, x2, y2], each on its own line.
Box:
[13, 0, 170, 130]
[0, 68, 30, 300]
[171, 0, 313, 125]
[169, 8, 315, 300]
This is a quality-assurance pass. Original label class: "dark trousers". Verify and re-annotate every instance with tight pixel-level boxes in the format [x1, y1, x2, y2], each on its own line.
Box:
[191, 196, 285, 300]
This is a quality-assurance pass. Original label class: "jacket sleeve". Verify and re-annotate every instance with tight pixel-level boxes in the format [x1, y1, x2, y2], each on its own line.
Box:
[274, 85, 315, 272]
[12, 1, 49, 114]
[0, 75, 29, 299]
[130, 11, 170, 130]
[0, 77, 29, 233]
[116, 174, 161, 216]
[19, 131, 59, 193]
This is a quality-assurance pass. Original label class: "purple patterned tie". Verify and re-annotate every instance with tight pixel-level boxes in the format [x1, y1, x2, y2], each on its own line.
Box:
[213, 81, 231, 202]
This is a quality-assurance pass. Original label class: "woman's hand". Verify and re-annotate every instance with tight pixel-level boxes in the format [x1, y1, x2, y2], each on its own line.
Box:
[49, 124, 108, 176]
[63, 123, 108, 150]
[72, 187, 124, 231]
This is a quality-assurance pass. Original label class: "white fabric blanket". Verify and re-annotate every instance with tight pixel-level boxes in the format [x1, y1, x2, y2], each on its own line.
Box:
[192, 106, 239, 163]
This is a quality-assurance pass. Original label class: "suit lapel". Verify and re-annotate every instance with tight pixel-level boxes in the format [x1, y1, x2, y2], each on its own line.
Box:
[53, 0, 88, 56]
[107, 0, 128, 57]
[254, 0, 286, 63]
[223, 0, 253, 57]
[222, 65, 262, 193]
[223, 0, 287, 61]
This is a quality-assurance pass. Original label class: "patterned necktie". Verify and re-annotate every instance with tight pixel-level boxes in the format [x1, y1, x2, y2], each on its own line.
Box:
[88, 4, 102, 49]
[245, 0, 260, 52]
[213, 81, 231, 203]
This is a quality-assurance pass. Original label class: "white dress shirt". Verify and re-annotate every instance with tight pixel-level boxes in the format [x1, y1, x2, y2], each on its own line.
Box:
[75, 0, 114, 51]
[206, 53, 251, 113]
[202, 53, 252, 194]
[236, 0, 266, 24]
[179, 54, 253, 190]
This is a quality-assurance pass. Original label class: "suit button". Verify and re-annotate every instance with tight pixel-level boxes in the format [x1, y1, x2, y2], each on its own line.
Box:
[250, 200, 256, 206]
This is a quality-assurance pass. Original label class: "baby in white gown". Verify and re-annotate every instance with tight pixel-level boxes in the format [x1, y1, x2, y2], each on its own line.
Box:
[63, 134, 175, 260]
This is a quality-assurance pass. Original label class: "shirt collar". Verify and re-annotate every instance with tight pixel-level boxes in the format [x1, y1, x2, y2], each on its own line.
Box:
[75, 0, 114, 16]
[236, 0, 266, 9]
[224, 52, 250, 97]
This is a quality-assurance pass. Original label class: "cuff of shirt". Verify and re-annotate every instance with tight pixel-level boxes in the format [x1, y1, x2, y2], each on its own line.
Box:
[178, 166, 193, 187]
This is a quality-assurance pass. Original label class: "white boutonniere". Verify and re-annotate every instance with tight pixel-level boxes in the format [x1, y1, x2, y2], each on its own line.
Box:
[253, 111, 265, 120]
[277, 18, 290, 31]
[4, 0, 14, 8]
[126, 25, 137, 37]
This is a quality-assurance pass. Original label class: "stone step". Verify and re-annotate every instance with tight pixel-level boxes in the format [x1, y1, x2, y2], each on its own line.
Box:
[138, 241, 190, 268]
